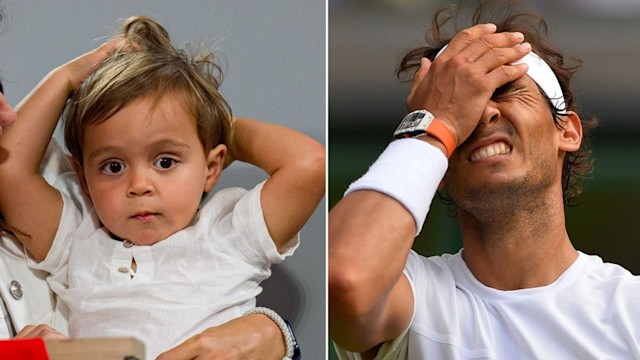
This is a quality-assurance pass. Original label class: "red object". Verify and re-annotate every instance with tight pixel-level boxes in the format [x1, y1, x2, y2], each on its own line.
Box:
[0, 338, 50, 359]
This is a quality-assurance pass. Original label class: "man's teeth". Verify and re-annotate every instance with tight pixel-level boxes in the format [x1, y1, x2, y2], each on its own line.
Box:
[470, 142, 511, 162]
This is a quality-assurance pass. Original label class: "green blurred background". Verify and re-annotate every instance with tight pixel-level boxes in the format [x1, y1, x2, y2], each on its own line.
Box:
[329, 0, 640, 358]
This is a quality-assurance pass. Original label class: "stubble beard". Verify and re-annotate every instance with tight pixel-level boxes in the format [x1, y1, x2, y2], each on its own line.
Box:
[444, 158, 558, 227]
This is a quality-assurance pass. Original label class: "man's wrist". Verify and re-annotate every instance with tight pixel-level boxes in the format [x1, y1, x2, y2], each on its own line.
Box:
[344, 138, 448, 235]
[415, 134, 449, 157]
[393, 110, 456, 157]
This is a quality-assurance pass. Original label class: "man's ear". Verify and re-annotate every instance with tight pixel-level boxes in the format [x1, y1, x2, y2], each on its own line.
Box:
[204, 144, 227, 193]
[70, 157, 91, 199]
[558, 111, 582, 153]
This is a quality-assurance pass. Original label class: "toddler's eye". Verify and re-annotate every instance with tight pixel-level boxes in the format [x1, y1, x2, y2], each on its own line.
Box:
[101, 161, 125, 175]
[155, 157, 177, 170]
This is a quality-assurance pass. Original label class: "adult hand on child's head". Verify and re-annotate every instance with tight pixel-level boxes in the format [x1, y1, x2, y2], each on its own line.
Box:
[15, 324, 68, 341]
[156, 314, 286, 360]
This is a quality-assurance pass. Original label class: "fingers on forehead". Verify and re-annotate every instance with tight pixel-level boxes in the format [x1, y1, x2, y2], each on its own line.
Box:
[443, 24, 497, 54]
[444, 28, 524, 62]
[473, 42, 531, 70]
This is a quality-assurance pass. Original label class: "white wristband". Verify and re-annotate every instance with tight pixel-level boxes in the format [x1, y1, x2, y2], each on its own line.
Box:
[245, 307, 297, 360]
[344, 138, 448, 235]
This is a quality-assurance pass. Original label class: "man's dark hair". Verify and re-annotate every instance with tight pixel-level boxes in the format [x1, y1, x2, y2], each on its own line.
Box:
[396, 0, 597, 206]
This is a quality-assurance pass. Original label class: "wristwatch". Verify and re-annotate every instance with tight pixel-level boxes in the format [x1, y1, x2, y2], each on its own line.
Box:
[393, 110, 456, 157]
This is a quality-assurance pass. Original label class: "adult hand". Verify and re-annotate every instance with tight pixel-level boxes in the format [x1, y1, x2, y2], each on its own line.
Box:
[156, 314, 286, 360]
[406, 23, 531, 146]
[14, 324, 68, 341]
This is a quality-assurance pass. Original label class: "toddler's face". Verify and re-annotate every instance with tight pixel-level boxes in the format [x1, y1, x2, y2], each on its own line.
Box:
[78, 93, 222, 245]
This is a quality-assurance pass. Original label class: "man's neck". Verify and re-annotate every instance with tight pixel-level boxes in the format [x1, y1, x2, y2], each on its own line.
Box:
[457, 190, 578, 291]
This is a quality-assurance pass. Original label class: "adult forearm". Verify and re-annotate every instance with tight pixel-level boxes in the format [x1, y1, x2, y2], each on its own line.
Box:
[329, 138, 448, 350]
[156, 313, 286, 360]
[329, 191, 416, 344]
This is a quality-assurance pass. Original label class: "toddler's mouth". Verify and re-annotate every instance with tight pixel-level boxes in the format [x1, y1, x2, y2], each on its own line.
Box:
[131, 212, 159, 221]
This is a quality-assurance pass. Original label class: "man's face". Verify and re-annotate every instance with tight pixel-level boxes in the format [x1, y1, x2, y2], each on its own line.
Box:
[443, 75, 564, 214]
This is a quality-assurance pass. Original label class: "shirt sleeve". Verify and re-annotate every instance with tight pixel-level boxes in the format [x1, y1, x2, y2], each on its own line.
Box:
[39, 139, 73, 185]
[27, 172, 94, 281]
[332, 324, 411, 360]
[201, 181, 299, 268]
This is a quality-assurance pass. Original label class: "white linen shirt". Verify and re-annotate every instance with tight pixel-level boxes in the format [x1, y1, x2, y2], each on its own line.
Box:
[30, 172, 298, 359]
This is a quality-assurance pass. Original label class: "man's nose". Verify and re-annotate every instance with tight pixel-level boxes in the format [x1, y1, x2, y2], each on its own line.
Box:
[479, 100, 500, 126]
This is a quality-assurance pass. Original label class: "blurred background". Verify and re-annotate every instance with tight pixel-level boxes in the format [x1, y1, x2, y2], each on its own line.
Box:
[0, 1, 326, 358]
[330, 0, 640, 357]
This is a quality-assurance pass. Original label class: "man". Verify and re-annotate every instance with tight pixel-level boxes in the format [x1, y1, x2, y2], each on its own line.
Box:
[329, 1, 640, 359]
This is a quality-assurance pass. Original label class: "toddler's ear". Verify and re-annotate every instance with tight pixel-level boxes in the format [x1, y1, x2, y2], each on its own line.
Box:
[71, 158, 91, 199]
[204, 144, 227, 192]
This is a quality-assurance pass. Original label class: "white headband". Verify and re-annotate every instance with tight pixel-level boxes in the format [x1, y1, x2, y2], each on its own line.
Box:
[435, 45, 566, 112]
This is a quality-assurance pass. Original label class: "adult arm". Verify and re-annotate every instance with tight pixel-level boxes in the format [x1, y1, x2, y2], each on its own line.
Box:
[225, 117, 325, 252]
[0, 41, 118, 261]
[156, 313, 286, 360]
[16, 316, 286, 360]
[17, 315, 287, 359]
[328, 24, 531, 354]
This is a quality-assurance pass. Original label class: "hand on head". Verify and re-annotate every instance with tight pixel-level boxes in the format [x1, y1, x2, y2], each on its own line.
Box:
[406, 24, 531, 147]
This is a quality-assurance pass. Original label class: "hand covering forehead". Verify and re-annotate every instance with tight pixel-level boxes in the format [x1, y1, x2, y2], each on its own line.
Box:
[435, 45, 566, 112]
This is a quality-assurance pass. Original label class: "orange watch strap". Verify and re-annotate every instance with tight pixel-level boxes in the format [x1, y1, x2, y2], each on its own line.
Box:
[426, 119, 456, 158]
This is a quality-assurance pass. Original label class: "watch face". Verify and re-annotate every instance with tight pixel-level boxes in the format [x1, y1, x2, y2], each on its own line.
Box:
[397, 111, 427, 132]
[394, 110, 434, 138]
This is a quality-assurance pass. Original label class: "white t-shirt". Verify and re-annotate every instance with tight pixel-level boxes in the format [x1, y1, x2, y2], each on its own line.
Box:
[336, 250, 640, 359]
[30, 172, 298, 359]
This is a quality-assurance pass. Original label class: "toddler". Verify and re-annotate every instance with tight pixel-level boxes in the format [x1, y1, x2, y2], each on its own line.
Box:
[0, 16, 324, 359]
